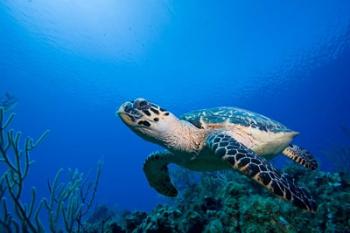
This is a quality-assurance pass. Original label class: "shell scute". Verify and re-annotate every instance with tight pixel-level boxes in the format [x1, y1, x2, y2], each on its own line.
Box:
[181, 107, 291, 133]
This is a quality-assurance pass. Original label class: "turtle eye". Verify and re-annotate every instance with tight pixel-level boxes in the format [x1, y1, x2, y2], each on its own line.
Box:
[150, 108, 160, 115]
[133, 99, 149, 110]
[143, 110, 151, 116]
[124, 103, 132, 112]
[138, 120, 151, 127]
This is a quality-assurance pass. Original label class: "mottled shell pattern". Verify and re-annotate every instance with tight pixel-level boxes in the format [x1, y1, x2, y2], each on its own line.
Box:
[181, 107, 292, 133]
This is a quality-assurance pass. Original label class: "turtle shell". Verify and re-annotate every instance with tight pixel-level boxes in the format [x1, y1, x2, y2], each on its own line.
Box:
[180, 107, 293, 133]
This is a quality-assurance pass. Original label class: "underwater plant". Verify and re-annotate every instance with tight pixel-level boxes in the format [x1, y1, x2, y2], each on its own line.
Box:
[0, 93, 17, 112]
[0, 107, 49, 232]
[0, 107, 102, 233]
[44, 163, 103, 233]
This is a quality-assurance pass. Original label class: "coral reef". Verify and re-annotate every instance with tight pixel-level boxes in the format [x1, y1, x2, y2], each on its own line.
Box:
[86, 166, 350, 233]
[0, 93, 17, 112]
[0, 107, 102, 232]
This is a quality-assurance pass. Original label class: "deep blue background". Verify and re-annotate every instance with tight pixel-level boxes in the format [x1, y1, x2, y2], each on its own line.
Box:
[1, 0, 350, 211]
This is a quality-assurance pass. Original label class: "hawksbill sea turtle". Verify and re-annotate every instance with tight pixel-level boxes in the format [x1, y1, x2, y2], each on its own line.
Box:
[117, 98, 318, 211]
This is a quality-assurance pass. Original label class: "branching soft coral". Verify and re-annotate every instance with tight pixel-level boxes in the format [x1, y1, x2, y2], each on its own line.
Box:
[44, 164, 103, 233]
[0, 107, 102, 233]
[0, 107, 49, 232]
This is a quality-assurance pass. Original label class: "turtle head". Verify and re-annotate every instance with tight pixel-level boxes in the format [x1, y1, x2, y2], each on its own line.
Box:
[117, 98, 177, 144]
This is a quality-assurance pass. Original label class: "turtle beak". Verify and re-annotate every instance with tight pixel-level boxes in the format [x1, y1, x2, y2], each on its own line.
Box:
[117, 98, 159, 125]
[118, 100, 149, 124]
[117, 101, 135, 125]
[117, 101, 132, 114]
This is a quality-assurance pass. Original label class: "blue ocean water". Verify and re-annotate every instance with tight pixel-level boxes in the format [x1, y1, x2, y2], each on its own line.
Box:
[0, 0, 350, 216]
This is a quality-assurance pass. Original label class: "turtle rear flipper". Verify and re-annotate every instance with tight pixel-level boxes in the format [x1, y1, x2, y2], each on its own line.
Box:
[206, 132, 317, 212]
[143, 151, 178, 197]
[282, 144, 318, 170]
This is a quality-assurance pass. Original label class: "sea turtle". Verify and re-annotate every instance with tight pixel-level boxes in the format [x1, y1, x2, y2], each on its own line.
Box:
[117, 98, 318, 211]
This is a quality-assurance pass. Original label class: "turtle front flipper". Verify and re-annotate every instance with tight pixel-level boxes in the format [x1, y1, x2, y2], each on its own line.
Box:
[282, 144, 318, 170]
[206, 132, 317, 212]
[143, 151, 178, 197]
